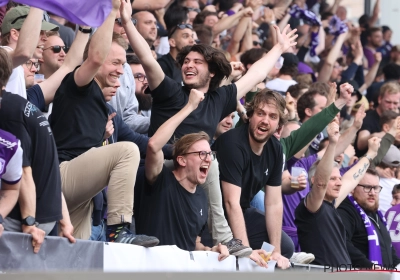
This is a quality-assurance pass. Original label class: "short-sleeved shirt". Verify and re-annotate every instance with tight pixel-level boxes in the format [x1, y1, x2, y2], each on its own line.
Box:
[214, 123, 284, 210]
[27, 84, 46, 112]
[50, 67, 108, 162]
[137, 166, 208, 251]
[0, 129, 22, 185]
[157, 53, 183, 84]
[148, 76, 237, 142]
[355, 109, 381, 157]
[295, 198, 351, 266]
[0, 91, 62, 223]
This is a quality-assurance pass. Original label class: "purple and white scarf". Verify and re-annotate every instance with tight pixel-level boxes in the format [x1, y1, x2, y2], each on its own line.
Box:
[348, 195, 386, 265]
[327, 15, 348, 44]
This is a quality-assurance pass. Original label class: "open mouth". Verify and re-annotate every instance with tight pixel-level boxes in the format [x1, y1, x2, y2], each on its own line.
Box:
[199, 165, 209, 176]
[184, 71, 196, 78]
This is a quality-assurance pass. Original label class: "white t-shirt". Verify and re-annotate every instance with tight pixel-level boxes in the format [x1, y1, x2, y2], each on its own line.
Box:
[379, 177, 400, 215]
[156, 36, 170, 56]
[265, 78, 297, 94]
[1, 46, 27, 99]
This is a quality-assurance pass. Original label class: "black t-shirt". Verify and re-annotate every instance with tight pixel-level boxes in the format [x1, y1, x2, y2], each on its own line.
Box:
[295, 198, 351, 266]
[157, 53, 183, 84]
[27, 84, 46, 112]
[137, 166, 208, 251]
[49, 67, 108, 162]
[148, 76, 237, 143]
[214, 123, 284, 210]
[0, 91, 62, 223]
[355, 109, 381, 157]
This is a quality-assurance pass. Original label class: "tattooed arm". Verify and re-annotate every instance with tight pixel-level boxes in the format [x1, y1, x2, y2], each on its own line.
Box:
[335, 137, 381, 207]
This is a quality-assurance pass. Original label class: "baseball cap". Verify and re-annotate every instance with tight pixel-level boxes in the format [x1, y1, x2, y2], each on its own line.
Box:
[298, 62, 316, 82]
[382, 145, 400, 167]
[281, 53, 299, 67]
[1, 6, 59, 35]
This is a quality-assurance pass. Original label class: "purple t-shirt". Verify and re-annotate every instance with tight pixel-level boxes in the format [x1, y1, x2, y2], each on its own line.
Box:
[0, 128, 22, 185]
[384, 204, 400, 258]
[363, 47, 376, 69]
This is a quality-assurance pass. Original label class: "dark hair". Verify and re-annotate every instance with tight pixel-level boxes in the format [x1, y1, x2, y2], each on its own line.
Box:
[213, 0, 236, 11]
[240, 48, 267, 70]
[164, 6, 188, 31]
[308, 82, 330, 95]
[383, 63, 400, 80]
[380, 110, 399, 128]
[194, 24, 213, 45]
[245, 89, 288, 129]
[83, 32, 128, 61]
[176, 44, 231, 91]
[296, 90, 328, 122]
[193, 10, 218, 25]
[287, 83, 309, 99]
[279, 64, 298, 78]
[358, 14, 370, 28]
[321, 12, 333, 21]
[0, 48, 13, 89]
[172, 131, 210, 169]
[382, 25, 391, 34]
[126, 54, 141, 65]
[366, 27, 382, 37]
[392, 184, 400, 195]
[366, 168, 379, 177]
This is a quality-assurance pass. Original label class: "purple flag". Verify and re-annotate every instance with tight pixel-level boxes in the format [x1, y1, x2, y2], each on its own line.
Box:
[0, 0, 112, 27]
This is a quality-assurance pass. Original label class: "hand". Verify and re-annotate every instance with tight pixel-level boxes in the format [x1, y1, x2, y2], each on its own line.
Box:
[59, 221, 76, 244]
[367, 136, 381, 158]
[352, 105, 366, 130]
[338, 82, 353, 104]
[104, 112, 116, 140]
[119, 0, 132, 24]
[215, 243, 230, 261]
[374, 52, 382, 63]
[249, 249, 269, 268]
[344, 144, 356, 159]
[154, 8, 165, 20]
[112, 0, 122, 11]
[273, 6, 286, 20]
[262, 7, 276, 23]
[285, 92, 296, 114]
[22, 225, 45, 254]
[270, 251, 290, 269]
[273, 24, 298, 53]
[0, 224, 3, 238]
[297, 173, 307, 191]
[230, 61, 245, 80]
[327, 82, 337, 105]
[240, 7, 254, 18]
[188, 89, 205, 110]
[327, 121, 340, 144]
[246, 0, 262, 11]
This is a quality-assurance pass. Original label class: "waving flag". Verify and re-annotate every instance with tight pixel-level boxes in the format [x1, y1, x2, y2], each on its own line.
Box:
[0, 0, 112, 27]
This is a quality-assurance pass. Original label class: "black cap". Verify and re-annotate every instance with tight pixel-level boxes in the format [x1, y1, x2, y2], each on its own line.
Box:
[282, 53, 299, 67]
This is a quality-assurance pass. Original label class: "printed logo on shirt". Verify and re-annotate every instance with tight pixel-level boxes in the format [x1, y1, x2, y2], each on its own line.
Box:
[0, 136, 17, 149]
[265, 169, 269, 176]
[24, 101, 39, 117]
[0, 158, 4, 174]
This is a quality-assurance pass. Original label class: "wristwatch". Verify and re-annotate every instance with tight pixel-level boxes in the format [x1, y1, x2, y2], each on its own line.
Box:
[22, 216, 39, 227]
[79, 26, 92, 34]
[0, 214, 3, 225]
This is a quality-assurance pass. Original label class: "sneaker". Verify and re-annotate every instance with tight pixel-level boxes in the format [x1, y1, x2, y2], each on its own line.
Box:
[223, 238, 252, 258]
[290, 252, 315, 264]
[113, 227, 160, 247]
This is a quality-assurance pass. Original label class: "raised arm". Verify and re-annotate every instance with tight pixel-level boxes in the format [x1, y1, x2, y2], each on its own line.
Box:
[39, 27, 90, 105]
[213, 7, 253, 35]
[368, 0, 380, 27]
[145, 89, 204, 184]
[227, 16, 250, 56]
[120, 0, 164, 90]
[74, 0, 120, 87]
[336, 137, 381, 206]
[359, 52, 382, 93]
[235, 24, 297, 99]
[11, 8, 44, 68]
[132, 0, 171, 11]
[306, 122, 340, 213]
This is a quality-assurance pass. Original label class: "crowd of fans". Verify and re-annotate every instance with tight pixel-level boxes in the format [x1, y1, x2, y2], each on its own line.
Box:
[1, 0, 400, 270]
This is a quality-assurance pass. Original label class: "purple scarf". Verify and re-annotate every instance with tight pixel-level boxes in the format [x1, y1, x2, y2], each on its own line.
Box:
[327, 15, 348, 44]
[348, 195, 386, 265]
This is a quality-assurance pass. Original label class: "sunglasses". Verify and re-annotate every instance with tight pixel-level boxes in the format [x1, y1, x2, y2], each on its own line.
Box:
[115, 18, 137, 26]
[168, 23, 193, 38]
[43, 45, 68, 53]
[185, 7, 201, 13]
[253, 41, 261, 47]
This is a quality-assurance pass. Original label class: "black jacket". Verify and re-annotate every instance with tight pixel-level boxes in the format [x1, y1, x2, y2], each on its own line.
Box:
[337, 197, 400, 268]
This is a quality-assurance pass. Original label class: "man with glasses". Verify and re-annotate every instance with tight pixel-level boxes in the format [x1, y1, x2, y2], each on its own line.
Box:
[338, 168, 400, 269]
[1, 6, 58, 99]
[38, 34, 67, 79]
[158, 23, 195, 84]
[137, 87, 229, 261]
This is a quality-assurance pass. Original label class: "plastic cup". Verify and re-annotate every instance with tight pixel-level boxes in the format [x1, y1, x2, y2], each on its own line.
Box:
[291, 167, 305, 189]
[34, 74, 44, 84]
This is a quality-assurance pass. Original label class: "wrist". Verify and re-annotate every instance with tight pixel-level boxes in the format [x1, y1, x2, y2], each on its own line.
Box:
[334, 98, 347, 110]
[365, 152, 376, 160]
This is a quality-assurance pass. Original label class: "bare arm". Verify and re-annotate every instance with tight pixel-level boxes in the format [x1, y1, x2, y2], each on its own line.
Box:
[306, 122, 339, 213]
[264, 185, 282, 252]
[359, 52, 382, 93]
[328, 0, 342, 14]
[0, 181, 20, 219]
[213, 8, 252, 35]
[235, 24, 297, 99]
[277, 12, 291, 32]
[132, 0, 171, 11]
[356, 130, 371, 152]
[227, 16, 250, 56]
[239, 17, 253, 53]
[145, 89, 204, 184]
[195, 236, 230, 261]
[337, 137, 381, 206]
[11, 8, 44, 68]
[39, 28, 90, 105]
[314, 26, 326, 56]
[74, 0, 120, 87]
[120, 1, 164, 90]
[368, 0, 380, 27]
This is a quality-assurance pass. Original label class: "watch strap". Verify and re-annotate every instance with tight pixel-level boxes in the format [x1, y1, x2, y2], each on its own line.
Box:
[79, 26, 92, 34]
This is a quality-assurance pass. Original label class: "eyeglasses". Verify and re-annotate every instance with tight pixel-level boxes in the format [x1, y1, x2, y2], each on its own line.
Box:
[357, 184, 383, 193]
[182, 151, 216, 161]
[168, 23, 193, 38]
[133, 73, 147, 82]
[43, 45, 67, 53]
[25, 60, 40, 71]
[185, 7, 201, 13]
[115, 18, 137, 26]
[253, 41, 261, 47]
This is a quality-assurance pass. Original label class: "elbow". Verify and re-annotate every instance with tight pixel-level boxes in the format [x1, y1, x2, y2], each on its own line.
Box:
[147, 138, 159, 154]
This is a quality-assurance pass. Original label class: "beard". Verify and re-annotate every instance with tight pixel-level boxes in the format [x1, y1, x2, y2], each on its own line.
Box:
[136, 93, 152, 111]
[248, 121, 274, 144]
[183, 71, 211, 90]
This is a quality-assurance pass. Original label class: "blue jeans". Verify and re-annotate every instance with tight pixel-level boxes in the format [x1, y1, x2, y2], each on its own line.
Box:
[90, 219, 106, 241]
[250, 190, 265, 212]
